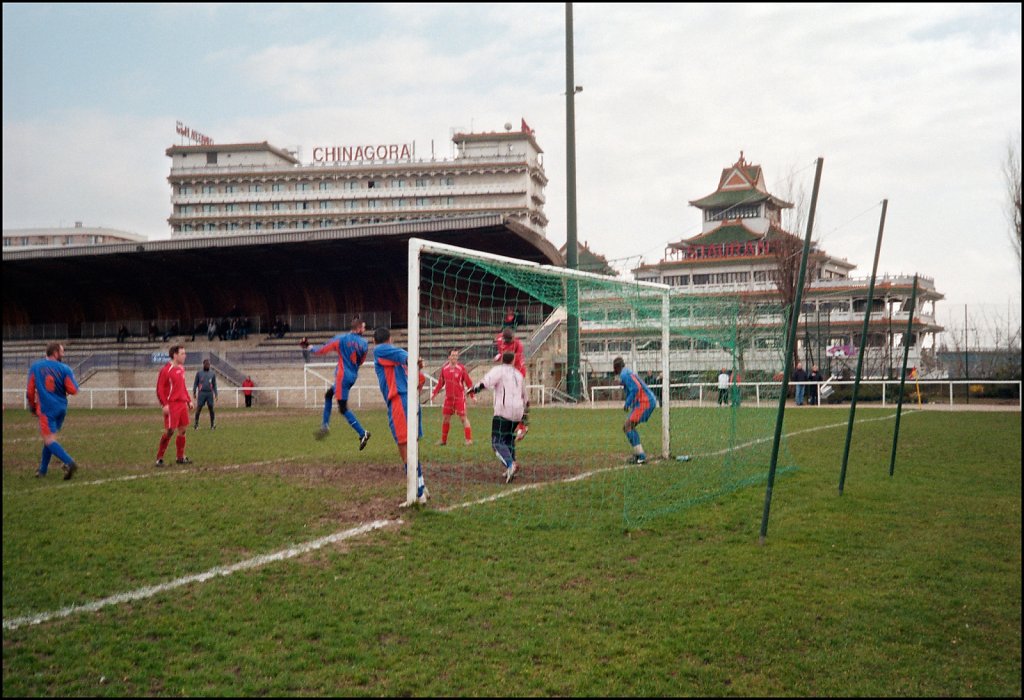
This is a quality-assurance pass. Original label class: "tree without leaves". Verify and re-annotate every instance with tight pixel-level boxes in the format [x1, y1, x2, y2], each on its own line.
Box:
[1004, 134, 1022, 271]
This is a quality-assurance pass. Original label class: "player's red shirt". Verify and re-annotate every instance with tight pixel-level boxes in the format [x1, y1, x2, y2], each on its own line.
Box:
[156, 362, 172, 406]
[431, 362, 473, 402]
[160, 364, 191, 404]
[494, 336, 526, 377]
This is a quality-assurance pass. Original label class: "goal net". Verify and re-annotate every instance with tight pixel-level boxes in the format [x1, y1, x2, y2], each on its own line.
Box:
[406, 238, 794, 528]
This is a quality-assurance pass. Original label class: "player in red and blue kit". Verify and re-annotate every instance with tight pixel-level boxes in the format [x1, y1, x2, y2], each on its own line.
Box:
[312, 317, 371, 450]
[373, 326, 429, 506]
[613, 356, 658, 465]
[430, 348, 476, 446]
[26, 342, 80, 480]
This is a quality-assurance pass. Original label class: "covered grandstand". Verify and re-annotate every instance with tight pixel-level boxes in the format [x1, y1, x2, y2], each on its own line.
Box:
[2, 215, 562, 336]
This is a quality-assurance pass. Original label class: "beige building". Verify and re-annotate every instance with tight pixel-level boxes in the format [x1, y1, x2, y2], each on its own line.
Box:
[166, 122, 548, 238]
[2, 222, 144, 250]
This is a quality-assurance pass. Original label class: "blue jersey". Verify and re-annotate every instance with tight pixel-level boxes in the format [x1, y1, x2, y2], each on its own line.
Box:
[27, 358, 79, 416]
[373, 343, 410, 403]
[313, 332, 368, 376]
[619, 367, 657, 411]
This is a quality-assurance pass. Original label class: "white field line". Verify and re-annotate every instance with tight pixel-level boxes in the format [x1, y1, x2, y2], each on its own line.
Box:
[3, 410, 915, 631]
[3, 458, 301, 497]
[2, 520, 397, 632]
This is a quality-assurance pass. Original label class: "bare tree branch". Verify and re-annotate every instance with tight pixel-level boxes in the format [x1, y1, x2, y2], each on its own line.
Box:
[1004, 133, 1022, 271]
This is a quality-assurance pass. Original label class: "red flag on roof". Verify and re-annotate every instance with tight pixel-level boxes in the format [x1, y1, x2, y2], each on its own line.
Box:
[521, 118, 533, 134]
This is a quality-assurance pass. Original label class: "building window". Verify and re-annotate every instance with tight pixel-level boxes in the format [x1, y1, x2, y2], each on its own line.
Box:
[416, 178, 430, 187]
[251, 203, 262, 211]
[299, 183, 311, 191]
[440, 177, 454, 186]
[254, 222, 262, 230]
[203, 204, 215, 213]
[368, 200, 379, 209]
[345, 201, 358, 210]
[416, 197, 430, 206]
[692, 274, 710, 285]
[180, 186, 191, 195]
[346, 181, 359, 190]
[225, 185, 235, 194]
[206, 152, 218, 165]
[394, 179, 405, 189]
[664, 274, 689, 286]
[368, 180, 379, 189]
[201, 185, 215, 194]
[319, 181, 330, 191]
[249, 184, 262, 193]
[226, 204, 236, 212]
[272, 183, 284, 192]
[320, 201, 330, 210]
[272, 203, 282, 211]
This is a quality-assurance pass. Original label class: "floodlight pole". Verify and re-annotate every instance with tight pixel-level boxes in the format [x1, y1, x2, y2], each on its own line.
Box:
[565, 2, 581, 400]
[889, 274, 918, 477]
[760, 157, 824, 545]
[838, 199, 888, 495]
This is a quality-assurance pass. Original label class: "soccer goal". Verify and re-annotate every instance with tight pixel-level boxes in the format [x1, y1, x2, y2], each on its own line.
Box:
[406, 238, 793, 527]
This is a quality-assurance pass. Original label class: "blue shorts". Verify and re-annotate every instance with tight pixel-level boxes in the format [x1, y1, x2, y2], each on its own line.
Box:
[38, 410, 67, 437]
[629, 402, 655, 425]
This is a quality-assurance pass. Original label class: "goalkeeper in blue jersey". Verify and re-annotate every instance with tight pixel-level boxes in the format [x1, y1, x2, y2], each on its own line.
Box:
[613, 356, 658, 465]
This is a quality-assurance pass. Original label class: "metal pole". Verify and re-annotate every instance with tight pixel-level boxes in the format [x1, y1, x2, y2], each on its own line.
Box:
[889, 275, 918, 477]
[964, 304, 969, 404]
[565, 2, 581, 400]
[760, 157, 824, 544]
[839, 199, 888, 495]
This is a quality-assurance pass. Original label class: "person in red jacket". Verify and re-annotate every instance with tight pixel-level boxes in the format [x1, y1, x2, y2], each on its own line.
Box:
[242, 376, 255, 408]
[430, 349, 476, 446]
[155, 345, 194, 466]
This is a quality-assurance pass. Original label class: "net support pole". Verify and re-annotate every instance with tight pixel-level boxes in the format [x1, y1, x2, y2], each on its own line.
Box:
[661, 289, 671, 459]
[565, 2, 581, 400]
[889, 274, 918, 477]
[406, 238, 422, 505]
[839, 199, 888, 495]
[760, 156, 824, 545]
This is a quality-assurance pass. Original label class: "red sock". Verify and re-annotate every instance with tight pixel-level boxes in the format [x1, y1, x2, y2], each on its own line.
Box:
[157, 433, 171, 459]
[176, 434, 187, 460]
[464, 426, 472, 441]
[441, 423, 450, 444]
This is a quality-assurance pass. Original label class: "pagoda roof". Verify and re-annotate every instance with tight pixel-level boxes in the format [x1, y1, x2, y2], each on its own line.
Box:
[688, 152, 792, 210]
[670, 222, 788, 248]
[688, 188, 792, 210]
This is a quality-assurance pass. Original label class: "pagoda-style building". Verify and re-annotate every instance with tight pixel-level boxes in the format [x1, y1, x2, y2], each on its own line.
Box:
[627, 153, 945, 378]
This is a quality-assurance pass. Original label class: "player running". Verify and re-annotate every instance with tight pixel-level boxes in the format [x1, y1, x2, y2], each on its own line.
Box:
[26, 342, 80, 480]
[430, 349, 476, 446]
[311, 317, 371, 450]
[613, 356, 658, 465]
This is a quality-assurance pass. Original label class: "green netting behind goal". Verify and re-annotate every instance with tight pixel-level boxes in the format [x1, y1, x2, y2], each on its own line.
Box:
[411, 240, 795, 529]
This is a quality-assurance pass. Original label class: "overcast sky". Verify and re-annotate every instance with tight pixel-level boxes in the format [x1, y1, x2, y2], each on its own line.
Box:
[3, 3, 1021, 326]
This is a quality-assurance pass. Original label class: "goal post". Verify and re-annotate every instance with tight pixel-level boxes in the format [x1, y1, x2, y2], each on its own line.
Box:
[405, 237, 793, 526]
[406, 237, 672, 505]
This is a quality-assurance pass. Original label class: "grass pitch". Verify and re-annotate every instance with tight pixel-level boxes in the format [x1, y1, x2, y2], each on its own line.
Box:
[3, 405, 1020, 696]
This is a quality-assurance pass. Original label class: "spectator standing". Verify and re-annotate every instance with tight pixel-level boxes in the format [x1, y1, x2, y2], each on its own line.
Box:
[299, 337, 311, 363]
[717, 368, 730, 406]
[808, 364, 824, 406]
[242, 376, 255, 408]
[792, 362, 808, 406]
